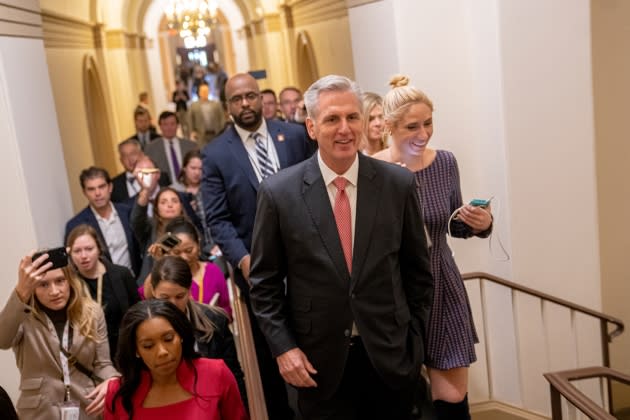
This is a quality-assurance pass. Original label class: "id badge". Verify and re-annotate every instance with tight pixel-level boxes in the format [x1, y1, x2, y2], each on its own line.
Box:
[58, 400, 80, 420]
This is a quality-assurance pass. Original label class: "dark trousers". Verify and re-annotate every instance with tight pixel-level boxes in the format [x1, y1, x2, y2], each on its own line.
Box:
[298, 337, 418, 420]
[238, 274, 294, 420]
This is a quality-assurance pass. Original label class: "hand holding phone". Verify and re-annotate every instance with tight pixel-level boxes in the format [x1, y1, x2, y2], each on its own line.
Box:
[469, 198, 493, 208]
[16, 249, 65, 303]
[32, 247, 68, 270]
[137, 168, 159, 189]
[158, 232, 181, 250]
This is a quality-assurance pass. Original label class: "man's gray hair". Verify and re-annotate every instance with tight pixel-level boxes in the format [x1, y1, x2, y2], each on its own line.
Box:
[304, 75, 363, 119]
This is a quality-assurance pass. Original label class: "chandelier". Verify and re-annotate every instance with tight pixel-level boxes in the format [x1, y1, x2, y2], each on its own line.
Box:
[165, 0, 219, 47]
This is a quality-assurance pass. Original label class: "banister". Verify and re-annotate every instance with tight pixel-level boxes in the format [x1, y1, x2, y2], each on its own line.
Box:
[544, 367, 630, 419]
[462, 272, 624, 342]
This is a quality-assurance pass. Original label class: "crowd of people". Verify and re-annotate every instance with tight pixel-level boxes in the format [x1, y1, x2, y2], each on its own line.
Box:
[0, 66, 493, 420]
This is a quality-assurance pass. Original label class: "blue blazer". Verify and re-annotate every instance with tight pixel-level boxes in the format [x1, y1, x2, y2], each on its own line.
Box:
[64, 202, 141, 277]
[201, 119, 315, 283]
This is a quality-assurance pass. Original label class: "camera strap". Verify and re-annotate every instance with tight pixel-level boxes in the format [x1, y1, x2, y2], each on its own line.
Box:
[59, 323, 104, 388]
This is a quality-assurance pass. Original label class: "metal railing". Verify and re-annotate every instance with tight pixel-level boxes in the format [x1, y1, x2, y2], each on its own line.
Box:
[544, 366, 630, 419]
[462, 272, 624, 363]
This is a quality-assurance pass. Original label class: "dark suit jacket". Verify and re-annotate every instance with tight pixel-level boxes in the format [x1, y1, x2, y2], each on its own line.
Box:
[249, 153, 434, 400]
[200, 119, 315, 287]
[144, 137, 198, 185]
[64, 202, 141, 277]
[111, 171, 171, 204]
[80, 258, 139, 357]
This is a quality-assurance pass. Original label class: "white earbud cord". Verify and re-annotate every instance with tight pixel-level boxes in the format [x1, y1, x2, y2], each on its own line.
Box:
[447, 196, 510, 261]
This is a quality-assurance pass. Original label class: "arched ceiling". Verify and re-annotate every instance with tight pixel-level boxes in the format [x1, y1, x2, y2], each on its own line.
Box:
[91, 0, 280, 35]
[141, 0, 249, 38]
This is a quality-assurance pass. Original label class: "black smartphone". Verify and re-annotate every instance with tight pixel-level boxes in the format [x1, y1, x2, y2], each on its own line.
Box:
[32, 247, 68, 270]
[157, 232, 181, 250]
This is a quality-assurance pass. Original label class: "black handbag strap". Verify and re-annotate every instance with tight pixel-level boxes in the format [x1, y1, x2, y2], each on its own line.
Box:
[59, 346, 104, 385]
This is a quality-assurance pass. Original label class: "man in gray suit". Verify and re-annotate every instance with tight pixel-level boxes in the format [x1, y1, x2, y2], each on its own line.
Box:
[144, 111, 198, 189]
[249, 75, 434, 419]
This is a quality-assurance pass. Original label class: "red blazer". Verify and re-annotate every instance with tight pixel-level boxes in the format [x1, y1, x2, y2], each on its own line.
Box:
[105, 358, 247, 419]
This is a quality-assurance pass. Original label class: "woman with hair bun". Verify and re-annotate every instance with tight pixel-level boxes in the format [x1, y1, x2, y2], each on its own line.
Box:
[374, 74, 493, 419]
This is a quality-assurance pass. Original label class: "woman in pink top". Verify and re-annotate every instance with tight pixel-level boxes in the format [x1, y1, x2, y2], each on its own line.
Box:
[142, 217, 232, 319]
[104, 299, 247, 419]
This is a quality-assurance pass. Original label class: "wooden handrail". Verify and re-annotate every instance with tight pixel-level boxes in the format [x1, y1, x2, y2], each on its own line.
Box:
[227, 265, 269, 420]
[544, 367, 630, 419]
[462, 272, 624, 341]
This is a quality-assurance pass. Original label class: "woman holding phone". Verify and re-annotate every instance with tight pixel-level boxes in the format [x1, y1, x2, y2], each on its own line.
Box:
[145, 217, 231, 318]
[0, 251, 118, 419]
[374, 75, 492, 419]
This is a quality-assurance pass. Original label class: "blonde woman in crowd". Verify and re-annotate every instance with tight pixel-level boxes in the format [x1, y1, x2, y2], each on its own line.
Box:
[0, 252, 118, 419]
[374, 75, 493, 419]
[360, 92, 387, 155]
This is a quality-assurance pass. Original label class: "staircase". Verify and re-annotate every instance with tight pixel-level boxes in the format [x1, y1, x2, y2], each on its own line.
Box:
[462, 272, 624, 419]
[227, 270, 625, 419]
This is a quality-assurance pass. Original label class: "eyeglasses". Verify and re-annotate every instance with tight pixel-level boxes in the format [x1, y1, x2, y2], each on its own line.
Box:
[228, 92, 260, 105]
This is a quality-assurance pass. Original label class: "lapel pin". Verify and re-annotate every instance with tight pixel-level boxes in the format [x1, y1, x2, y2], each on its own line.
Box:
[277, 133, 285, 142]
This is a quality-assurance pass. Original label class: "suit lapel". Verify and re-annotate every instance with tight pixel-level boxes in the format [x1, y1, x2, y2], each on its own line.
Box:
[268, 121, 289, 169]
[226, 128, 259, 190]
[104, 262, 129, 313]
[114, 203, 135, 253]
[302, 156, 350, 282]
[350, 155, 380, 290]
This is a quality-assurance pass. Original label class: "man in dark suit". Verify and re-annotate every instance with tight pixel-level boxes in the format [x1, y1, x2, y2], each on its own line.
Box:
[144, 111, 198, 190]
[64, 167, 141, 277]
[249, 75, 434, 420]
[201, 73, 314, 419]
[111, 138, 170, 204]
[126, 107, 160, 149]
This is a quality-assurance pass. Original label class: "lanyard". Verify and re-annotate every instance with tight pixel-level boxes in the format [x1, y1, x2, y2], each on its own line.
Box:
[59, 321, 72, 401]
[96, 273, 103, 306]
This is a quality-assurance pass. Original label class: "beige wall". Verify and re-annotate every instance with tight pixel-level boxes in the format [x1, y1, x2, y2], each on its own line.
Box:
[591, 0, 630, 408]
[294, 16, 354, 82]
[45, 48, 97, 211]
[40, 6, 156, 211]
[40, 0, 91, 21]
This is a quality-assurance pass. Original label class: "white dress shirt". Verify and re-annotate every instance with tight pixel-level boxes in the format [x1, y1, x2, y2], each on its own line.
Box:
[125, 171, 140, 198]
[91, 203, 132, 271]
[162, 137, 184, 189]
[317, 151, 359, 250]
[234, 119, 281, 183]
[317, 151, 360, 336]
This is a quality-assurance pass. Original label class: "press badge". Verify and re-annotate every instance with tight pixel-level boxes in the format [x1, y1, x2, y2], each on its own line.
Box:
[58, 400, 80, 420]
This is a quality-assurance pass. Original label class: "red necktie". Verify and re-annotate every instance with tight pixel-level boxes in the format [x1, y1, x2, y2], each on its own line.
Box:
[333, 177, 352, 274]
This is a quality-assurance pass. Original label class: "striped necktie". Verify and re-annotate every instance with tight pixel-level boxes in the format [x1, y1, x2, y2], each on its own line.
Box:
[251, 132, 275, 179]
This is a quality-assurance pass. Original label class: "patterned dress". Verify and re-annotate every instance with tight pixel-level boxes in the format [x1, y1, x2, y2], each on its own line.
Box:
[415, 150, 484, 370]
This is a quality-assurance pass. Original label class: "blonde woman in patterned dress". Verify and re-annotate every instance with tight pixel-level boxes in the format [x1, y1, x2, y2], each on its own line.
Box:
[373, 75, 493, 419]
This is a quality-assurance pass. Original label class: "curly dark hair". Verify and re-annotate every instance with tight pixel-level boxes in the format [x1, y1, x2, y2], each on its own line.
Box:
[111, 299, 199, 418]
